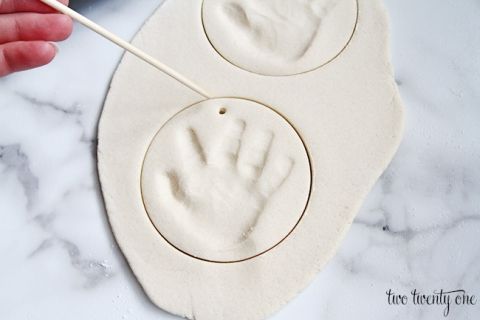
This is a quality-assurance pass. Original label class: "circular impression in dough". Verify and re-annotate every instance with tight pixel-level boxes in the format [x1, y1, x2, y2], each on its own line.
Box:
[141, 98, 311, 263]
[202, 0, 358, 76]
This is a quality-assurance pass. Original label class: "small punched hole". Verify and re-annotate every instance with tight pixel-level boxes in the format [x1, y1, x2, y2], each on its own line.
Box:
[219, 107, 227, 115]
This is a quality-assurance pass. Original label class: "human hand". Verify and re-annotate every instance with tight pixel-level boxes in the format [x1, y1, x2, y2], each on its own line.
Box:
[0, 0, 73, 77]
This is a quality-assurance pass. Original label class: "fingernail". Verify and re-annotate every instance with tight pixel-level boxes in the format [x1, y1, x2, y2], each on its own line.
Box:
[49, 42, 59, 54]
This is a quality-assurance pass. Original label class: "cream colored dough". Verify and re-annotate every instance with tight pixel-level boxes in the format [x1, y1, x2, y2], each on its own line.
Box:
[202, 0, 358, 75]
[141, 98, 311, 262]
[98, 0, 404, 319]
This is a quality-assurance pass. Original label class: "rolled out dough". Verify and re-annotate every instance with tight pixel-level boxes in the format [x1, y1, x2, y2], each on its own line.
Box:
[98, 0, 404, 319]
[202, 0, 358, 75]
[141, 98, 311, 263]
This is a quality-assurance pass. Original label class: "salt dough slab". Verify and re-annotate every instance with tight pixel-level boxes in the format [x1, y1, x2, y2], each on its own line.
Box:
[141, 98, 311, 263]
[98, 0, 404, 319]
[202, 0, 358, 75]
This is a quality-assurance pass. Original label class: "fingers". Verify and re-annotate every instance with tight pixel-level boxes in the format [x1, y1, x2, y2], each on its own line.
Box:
[223, 3, 250, 30]
[0, 13, 73, 44]
[0, 41, 56, 76]
[0, 0, 69, 14]
[177, 127, 207, 168]
[0, 1, 73, 76]
[213, 119, 246, 168]
[257, 156, 294, 197]
[236, 128, 294, 196]
[237, 130, 273, 181]
[149, 170, 189, 217]
[165, 170, 188, 205]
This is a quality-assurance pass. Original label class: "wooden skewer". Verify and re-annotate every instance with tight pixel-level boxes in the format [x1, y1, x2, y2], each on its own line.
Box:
[40, 0, 211, 99]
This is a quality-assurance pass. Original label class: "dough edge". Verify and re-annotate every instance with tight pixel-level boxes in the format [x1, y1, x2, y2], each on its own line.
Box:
[97, 0, 405, 319]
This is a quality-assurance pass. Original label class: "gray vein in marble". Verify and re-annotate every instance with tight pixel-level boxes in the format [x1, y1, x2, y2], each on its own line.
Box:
[0, 144, 38, 209]
[0, 140, 112, 289]
[15, 90, 99, 150]
[15, 92, 82, 117]
[30, 212, 115, 288]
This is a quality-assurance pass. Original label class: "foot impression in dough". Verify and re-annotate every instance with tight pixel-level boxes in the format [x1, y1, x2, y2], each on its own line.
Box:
[203, 0, 358, 75]
[98, 0, 404, 319]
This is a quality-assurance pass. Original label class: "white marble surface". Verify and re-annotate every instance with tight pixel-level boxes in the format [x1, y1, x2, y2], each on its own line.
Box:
[1, 0, 479, 319]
